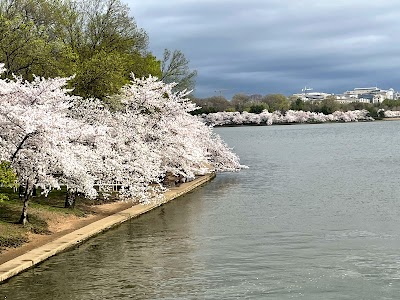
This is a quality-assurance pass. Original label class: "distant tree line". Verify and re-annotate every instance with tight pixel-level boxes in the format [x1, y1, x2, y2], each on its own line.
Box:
[191, 94, 291, 114]
[192, 93, 396, 118]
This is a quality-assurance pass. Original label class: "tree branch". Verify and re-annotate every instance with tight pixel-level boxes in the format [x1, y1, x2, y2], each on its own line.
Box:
[11, 131, 37, 161]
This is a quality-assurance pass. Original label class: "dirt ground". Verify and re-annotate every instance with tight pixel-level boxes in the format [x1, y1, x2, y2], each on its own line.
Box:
[0, 174, 215, 268]
[0, 200, 135, 265]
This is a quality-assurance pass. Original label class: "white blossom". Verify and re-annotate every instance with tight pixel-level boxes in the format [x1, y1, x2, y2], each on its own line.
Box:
[0, 67, 245, 223]
[382, 110, 400, 118]
[200, 110, 374, 126]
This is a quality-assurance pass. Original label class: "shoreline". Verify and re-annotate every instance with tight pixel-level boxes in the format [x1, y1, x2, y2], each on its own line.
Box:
[0, 173, 216, 283]
[211, 118, 400, 127]
[210, 119, 375, 127]
[382, 117, 400, 121]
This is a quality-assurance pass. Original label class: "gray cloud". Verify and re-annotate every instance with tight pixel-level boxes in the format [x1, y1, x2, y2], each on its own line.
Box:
[125, 0, 400, 98]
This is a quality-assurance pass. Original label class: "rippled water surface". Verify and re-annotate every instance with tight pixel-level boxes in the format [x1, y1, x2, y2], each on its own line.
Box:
[3, 121, 400, 299]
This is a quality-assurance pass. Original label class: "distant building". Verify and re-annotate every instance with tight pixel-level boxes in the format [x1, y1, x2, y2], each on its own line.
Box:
[305, 92, 332, 101]
[293, 87, 331, 101]
[335, 95, 353, 104]
[334, 94, 368, 104]
[292, 86, 397, 104]
[344, 87, 394, 103]
[350, 87, 380, 95]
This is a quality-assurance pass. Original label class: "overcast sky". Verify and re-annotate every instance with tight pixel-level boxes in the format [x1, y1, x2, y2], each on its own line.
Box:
[125, 0, 400, 99]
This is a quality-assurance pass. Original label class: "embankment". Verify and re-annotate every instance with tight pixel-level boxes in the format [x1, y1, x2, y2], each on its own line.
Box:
[0, 173, 215, 283]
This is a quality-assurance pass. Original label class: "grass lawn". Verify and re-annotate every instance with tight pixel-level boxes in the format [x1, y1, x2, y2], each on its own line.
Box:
[0, 186, 117, 253]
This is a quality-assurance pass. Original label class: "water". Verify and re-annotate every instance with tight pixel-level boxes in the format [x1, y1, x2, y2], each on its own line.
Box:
[2, 121, 400, 299]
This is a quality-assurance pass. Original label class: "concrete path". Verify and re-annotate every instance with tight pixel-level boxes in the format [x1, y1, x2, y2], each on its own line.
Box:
[0, 173, 215, 283]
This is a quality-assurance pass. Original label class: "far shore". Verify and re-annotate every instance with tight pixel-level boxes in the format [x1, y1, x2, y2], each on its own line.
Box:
[212, 117, 400, 127]
[211, 119, 376, 128]
[383, 117, 400, 121]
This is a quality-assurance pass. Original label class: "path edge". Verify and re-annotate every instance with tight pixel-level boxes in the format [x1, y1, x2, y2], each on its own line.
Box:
[0, 172, 216, 283]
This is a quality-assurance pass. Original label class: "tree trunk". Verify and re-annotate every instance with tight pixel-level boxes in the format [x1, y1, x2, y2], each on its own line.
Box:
[18, 185, 24, 200]
[18, 197, 29, 225]
[19, 181, 32, 225]
[64, 189, 77, 209]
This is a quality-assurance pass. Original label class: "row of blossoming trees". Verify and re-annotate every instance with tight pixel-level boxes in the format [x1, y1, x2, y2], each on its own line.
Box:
[382, 110, 400, 118]
[0, 64, 244, 225]
[199, 110, 374, 126]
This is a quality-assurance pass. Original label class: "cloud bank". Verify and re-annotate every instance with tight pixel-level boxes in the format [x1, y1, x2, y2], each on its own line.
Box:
[126, 0, 400, 98]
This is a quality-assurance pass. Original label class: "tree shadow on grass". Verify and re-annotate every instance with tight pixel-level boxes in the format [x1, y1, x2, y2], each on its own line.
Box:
[0, 203, 50, 251]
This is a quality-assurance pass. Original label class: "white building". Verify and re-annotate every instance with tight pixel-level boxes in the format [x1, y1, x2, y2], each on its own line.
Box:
[292, 88, 332, 101]
[343, 87, 394, 103]
[292, 86, 397, 104]
[335, 94, 371, 104]
[305, 92, 332, 101]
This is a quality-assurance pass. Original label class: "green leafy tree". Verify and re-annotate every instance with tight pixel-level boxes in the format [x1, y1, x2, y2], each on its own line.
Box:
[290, 98, 305, 111]
[71, 51, 128, 99]
[77, 0, 149, 56]
[0, 15, 76, 79]
[0, 0, 78, 79]
[0, 0, 162, 100]
[161, 48, 197, 92]
[231, 93, 251, 112]
[261, 94, 290, 112]
[67, 0, 160, 99]
[320, 96, 339, 115]
[0, 161, 17, 202]
[382, 99, 400, 110]
[248, 103, 268, 114]
[192, 96, 232, 114]
[71, 51, 160, 100]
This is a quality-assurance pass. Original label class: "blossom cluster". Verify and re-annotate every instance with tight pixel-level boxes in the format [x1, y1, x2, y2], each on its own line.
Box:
[0, 65, 244, 205]
[383, 110, 400, 118]
[199, 110, 374, 126]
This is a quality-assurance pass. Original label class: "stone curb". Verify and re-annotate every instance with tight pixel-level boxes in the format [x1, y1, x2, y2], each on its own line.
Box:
[0, 173, 215, 283]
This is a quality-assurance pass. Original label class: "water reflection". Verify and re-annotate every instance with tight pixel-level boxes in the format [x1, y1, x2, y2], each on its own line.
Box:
[3, 121, 400, 299]
[1, 175, 241, 299]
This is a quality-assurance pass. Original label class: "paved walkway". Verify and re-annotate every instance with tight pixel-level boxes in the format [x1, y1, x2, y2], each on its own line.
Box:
[0, 173, 215, 283]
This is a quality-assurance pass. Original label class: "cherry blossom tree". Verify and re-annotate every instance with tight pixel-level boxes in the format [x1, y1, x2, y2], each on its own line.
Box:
[200, 110, 374, 126]
[68, 97, 165, 204]
[0, 65, 99, 224]
[382, 110, 400, 118]
[117, 75, 244, 186]
[0, 63, 245, 223]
